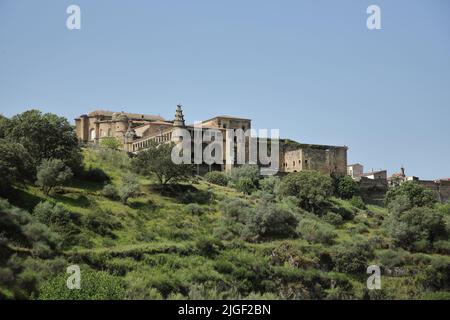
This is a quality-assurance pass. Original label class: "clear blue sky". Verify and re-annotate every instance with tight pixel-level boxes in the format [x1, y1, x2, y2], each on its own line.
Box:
[1, 0, 449, 179]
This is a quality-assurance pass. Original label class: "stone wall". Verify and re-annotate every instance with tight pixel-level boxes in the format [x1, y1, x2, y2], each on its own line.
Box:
[281, 145, 347, 177]
[417, 180, 450, 203]
[355, 176, 388, 206]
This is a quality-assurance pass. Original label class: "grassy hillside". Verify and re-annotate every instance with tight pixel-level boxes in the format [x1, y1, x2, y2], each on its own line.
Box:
[2, 148, 449, 300]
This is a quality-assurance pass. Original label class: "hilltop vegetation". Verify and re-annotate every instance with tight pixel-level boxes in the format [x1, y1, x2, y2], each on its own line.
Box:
[0, 110, 449, 300]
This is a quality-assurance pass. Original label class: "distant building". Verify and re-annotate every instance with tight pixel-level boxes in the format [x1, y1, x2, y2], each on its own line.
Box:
[347, 163, 364, 178]
[387, 167, 450, 202]
[363, 170, 387, 181]
[387, 166, 418, 187]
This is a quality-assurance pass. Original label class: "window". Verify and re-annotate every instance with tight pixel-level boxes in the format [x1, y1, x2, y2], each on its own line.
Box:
[293, 161, 295, 166]
[90, 128, 96, 140]
[305, 160, 308, 164]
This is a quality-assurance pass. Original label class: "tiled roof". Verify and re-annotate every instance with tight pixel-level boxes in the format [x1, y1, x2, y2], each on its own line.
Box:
[88, 110, 165, 121]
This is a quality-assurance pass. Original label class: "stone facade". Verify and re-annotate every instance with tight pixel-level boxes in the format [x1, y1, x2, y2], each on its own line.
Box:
[75, 106, 347, 176]
[280, 141, 348, 177]
[74, 110, 167, 145]
[347, 164, 363, 178]
[417, 180, 450, 203]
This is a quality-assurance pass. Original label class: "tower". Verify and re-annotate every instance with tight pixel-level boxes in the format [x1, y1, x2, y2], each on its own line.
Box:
[114, 111, 129, 141]
[173, 104, 185, 128]
[172, 104, 186, 143]
[124, 122, 137, 152]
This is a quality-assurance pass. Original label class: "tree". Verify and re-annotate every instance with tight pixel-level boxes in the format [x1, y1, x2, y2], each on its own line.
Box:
[278, 171, 334, 214]
[100, 137, 122, 150]
[334, 175, 360, 199]
[236, 178, 257, 195]
[332, 241, 373, 274]
[384, 207, 447, 251]
[0, 139, 34, 196]
[0, 199, 62, 299]
[297, 218, 336, 244]
[131, 141, 193, 185]
[6, 110, 82, 172]
[36, 159, 73, 195]
[244, 202, 298, 241]
[0, 114, 10, 139]
[228, 164, 260, 187]
[385, 181, 435, 208]
[204, 171, 229, 186]
[118, 173, 140, 204]
[259, 176, 281, 194]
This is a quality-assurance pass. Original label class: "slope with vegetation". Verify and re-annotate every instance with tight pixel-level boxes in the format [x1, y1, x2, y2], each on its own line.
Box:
[0, 110, 449, 300]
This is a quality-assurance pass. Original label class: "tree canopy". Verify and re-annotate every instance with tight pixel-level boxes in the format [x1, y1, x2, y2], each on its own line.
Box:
[131, 141, 193, 185]
[278, 171, 333, 214]
[5, 110, 82, 172]
[0, 139, 34, 196]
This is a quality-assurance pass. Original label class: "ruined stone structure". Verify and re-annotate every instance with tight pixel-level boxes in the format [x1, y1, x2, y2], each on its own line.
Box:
[75, 105, 347, 176]
[279, 140, 348, 176]
[416, 179, 450, 203]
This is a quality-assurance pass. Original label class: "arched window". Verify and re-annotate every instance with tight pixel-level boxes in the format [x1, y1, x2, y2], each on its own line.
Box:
[108, 128, 111, 136]
[90, 128, 96, 140]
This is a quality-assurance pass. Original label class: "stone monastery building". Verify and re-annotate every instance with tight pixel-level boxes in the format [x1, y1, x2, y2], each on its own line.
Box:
[75, 105, 347, 176]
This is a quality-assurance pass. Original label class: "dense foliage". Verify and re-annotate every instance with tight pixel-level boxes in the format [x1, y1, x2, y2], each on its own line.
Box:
[131, 141, 193, 185]
[278, 171, 333, 214]
[0, 111, 449, 300]
[3, 110, 82, 172]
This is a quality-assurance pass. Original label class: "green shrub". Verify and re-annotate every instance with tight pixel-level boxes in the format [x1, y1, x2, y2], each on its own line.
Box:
[436, 202, 450, 216]
[204, 171, 229, 186]
[278, 171, 333, 214]
[297, 218, 336, 244]
[350, 196, 366, 209]
[0, 139, 34, 196]
[196, 237, 224, 257]
[332, 241, 373, 274]
[236, 178, 257, 195]
[39, 269, 125, 300]
[118, 173, 140, 204]
[244, 202, 298, 241]
[385, 181, 435, 207]
[184, 203, 205, 216]
[417, 258, 450, 292]
[228, 164, 260, 187]
[100, 137, 122, 150]
[376, 249, 411, 269]
[83, 167, 110, 183]
[102, 183, 118, 199]
[334, 175, 360, 199]
[179, 189, 213, 204]
[322, 212, 343, 226]
[384, 207, 447, 251]
[433, 240, 450, 255]
[259, 176, 281, 194]
[97, 148, 130, 169]
[82, 209, 121, 238]
[36, 159, 73, 195]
